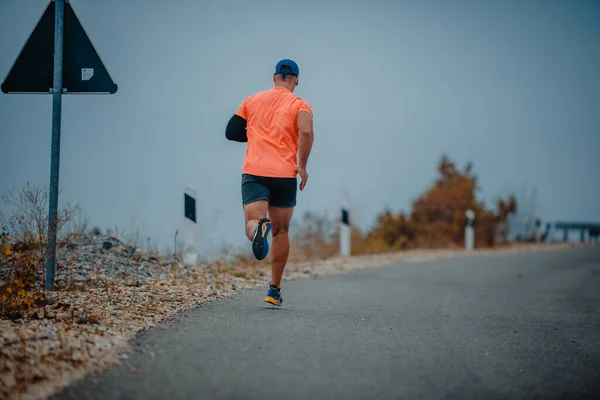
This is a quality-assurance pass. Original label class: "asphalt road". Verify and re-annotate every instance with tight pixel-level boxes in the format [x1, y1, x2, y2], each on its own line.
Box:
[56, 246, 600, 400]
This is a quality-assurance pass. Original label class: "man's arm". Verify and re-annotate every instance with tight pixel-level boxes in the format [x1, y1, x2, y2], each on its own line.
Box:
[297, 110, 314, 169]
[225, 114, 247, 142]
[297, 110, 314, 191]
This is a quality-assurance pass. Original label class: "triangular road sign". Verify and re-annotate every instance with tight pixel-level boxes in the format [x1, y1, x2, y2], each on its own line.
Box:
[1, 0, 118, 94]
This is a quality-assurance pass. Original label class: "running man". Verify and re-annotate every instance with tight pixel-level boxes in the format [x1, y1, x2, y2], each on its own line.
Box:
[225, 59, 314, 306]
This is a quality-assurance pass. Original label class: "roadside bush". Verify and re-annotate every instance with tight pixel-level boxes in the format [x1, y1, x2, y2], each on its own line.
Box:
[0, 229, 41, 319]
[0, 182, 84, 319]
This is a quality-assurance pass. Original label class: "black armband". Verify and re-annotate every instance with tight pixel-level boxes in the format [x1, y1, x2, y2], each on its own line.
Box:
[225, 114, 248, 142]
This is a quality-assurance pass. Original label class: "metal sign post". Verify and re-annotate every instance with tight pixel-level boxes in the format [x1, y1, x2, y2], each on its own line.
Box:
[46, 0, 65, 291]
[2, 0, 118, 290]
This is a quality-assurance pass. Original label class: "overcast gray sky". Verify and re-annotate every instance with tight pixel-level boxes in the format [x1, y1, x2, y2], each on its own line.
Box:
[1, 0, 599, 258]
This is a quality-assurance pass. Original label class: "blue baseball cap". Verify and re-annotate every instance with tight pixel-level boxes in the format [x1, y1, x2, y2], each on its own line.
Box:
[275, 59, 299, 76]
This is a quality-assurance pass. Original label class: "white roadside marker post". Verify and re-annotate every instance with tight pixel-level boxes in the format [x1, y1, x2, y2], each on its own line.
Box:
[465, 209, 475, 251]
[340, 206, 350, 257]
[183, 185, 198, 266]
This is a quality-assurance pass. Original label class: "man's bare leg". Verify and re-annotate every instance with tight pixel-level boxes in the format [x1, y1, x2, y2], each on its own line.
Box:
[267, 206, 294, 288]
[244, 200, 268, 241]
[244, 199, 273, 260]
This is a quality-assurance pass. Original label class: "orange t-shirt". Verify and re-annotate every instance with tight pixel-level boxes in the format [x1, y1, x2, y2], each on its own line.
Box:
[235, 86, 313, 178]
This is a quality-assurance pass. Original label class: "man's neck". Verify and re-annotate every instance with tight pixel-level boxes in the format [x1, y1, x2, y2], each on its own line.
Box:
[274, 82, 293, 92]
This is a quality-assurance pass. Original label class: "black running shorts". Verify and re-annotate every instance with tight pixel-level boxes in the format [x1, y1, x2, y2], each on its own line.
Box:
[241, 173, 297, 208]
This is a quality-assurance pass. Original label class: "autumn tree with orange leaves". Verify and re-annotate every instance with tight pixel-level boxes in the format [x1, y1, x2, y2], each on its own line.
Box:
[362, 155, 517, 252]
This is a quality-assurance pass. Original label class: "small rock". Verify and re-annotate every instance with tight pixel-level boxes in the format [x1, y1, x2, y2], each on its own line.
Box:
[0, 372, 17, 389]
[72, 350, 82, 361]
[96, 342, 109, 351]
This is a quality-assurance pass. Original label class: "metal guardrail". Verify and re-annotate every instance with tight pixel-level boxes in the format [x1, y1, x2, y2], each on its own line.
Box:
[543, 222, 600, 243]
